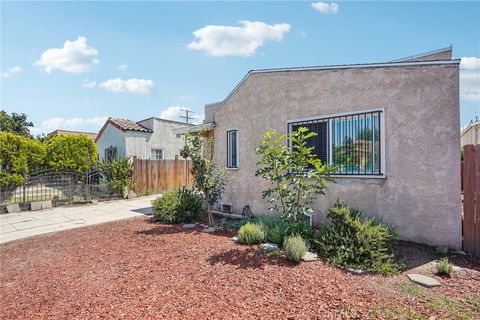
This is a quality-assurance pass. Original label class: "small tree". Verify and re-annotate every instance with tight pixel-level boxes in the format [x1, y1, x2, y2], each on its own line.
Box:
[180, 132, 227, 226]
[101, 157, 134, 198]
[44, 135, 98, 174]
[255, 127, 335, 225]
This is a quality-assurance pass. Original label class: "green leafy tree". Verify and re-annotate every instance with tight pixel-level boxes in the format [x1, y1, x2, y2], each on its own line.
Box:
[255, 127, 335, 226]
[0, 132, 46, 188]
[44, 135, 98, 174]
[0, 110, 33, 138]
[101, 157, 134, 197]
[180, 132, 227, 226]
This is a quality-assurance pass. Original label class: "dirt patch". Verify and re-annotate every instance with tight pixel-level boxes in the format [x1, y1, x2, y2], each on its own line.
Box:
[0, 217, 478, 319]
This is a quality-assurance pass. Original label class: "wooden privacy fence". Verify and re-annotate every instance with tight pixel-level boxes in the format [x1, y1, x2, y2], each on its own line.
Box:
[463, 144, 480, 257]
[133, 157, 193, 195]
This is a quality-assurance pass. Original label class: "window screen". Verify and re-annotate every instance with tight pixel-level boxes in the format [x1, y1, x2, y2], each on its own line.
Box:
[291, 121, 328, 165]
[227, 130, 238, 168]
[288, 110, 383, 176]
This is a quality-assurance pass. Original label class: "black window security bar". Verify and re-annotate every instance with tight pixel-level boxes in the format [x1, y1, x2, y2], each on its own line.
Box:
[288, 110, 382, 176]
[227, 130, 238, 168]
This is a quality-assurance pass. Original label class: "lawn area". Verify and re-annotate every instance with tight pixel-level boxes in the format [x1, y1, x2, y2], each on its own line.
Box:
[0, 216, 479, 319]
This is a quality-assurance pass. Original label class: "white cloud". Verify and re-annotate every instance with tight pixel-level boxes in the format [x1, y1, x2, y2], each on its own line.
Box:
[460, 57, 480, 69]
[40, 116, 108, 131]
[99, 78, 155, 94]
[35, 36, 99, 74]
[2, 66, 25, 78]
[82, 79, 97, 89]
[118, 63, 128, 71]
[159, 106, 203, 124]
[187, 20, 291, 57]
[311, 2, 339, 15]
[460, 57, 480, 102]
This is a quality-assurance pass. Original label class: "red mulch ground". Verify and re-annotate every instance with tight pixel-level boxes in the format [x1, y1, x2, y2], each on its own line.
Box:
[1, 217, 479, 319]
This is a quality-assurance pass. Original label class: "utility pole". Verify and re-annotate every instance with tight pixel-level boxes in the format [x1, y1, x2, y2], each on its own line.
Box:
[180, 109, 196, 123]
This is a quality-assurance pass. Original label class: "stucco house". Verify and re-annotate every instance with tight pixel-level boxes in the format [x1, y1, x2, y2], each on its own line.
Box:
[95, 117, 192, 161]
[177, 47, 462, 249]
[461, 118, 479, 147]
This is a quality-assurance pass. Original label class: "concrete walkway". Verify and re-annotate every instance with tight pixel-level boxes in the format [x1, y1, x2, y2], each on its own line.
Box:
[0, 195, 157, 244]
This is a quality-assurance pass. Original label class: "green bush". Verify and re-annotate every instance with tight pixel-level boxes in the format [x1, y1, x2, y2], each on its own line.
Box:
[436, 258, 453, 276]
[315, 201, 401, 275]
[256, 216, 288, 245]
[237, 222, 265, 244]
[44, 135, 98, 175]
[152, 188, 203, 224]
[101, 157, 134, 197]
[283, 235, 308, 262]
[285, 216, 312, 240]
[435, 246, 449, 255]
[0, 132, 46, 188]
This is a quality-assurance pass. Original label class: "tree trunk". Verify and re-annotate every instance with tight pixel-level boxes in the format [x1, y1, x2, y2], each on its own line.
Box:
[207, 204, 213, 226]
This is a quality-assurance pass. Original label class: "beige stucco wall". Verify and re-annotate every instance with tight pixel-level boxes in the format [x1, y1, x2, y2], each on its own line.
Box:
[213, 63, 462, 249]
[461, 123, 479, 146]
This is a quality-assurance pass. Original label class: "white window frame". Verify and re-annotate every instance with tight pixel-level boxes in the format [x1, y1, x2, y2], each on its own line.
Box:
[226, 128, 239, 169]
[150, 148, 164, 160]
[286, 108, 386, 178]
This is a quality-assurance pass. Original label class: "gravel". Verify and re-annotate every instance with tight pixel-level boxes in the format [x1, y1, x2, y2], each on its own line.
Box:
[1, 217, 478, 319]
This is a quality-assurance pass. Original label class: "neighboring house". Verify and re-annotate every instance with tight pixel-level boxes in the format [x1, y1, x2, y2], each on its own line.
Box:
[48, 129, 97, 140]
[95, 117, 193, 161]
[177, 47, 462, 249]
[461, 118, 479, 147]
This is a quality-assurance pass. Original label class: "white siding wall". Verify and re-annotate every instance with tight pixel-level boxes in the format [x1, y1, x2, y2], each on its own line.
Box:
[127, 119, 189, 159]
[96, 124, 127, 161]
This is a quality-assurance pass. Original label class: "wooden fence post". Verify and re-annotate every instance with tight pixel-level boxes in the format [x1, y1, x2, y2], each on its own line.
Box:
[463, 145, 479, 256]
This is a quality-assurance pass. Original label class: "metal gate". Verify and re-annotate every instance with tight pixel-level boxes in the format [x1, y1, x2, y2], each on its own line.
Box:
[0, 168, 116, 207]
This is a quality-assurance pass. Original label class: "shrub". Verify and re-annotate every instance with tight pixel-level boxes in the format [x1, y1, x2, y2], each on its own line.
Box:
[435, 246, 449, 255]
[237, 222, 265, 244]
[0, 132, 46, 188]
[283, 235, 308, 262]
[44, 135, 98, 175]
[315, 201, 401, 275]
[152, 188, 203, 224]
[256, 216, 288, 245]
[436, 258, 453, 276]
[101, 157, 134, 197]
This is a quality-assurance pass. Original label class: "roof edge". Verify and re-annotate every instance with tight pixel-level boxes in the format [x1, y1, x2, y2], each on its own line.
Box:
[213, 58, 460, 118]
[138, 116, 195, 126]
[391, 46, 452, 62]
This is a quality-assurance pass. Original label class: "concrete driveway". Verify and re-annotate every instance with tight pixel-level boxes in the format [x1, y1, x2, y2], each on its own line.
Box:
[0, 195, 157, 244]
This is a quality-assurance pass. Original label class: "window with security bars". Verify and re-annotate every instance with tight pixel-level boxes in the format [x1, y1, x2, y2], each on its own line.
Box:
[287, 110, 383, 176]
[150, 148, 163, 160]
[105, 147, 117, 162]
[227, 129, 238, 168]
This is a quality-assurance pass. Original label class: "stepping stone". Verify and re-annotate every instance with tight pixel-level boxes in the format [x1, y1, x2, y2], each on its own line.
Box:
[301, 251, 318, 262]
[260, 243, 278, 253]
[202, 227, 216, 233]
[407, 273, 440, 288]
[231, 236, 239, 242]
[182, 223, 196, 229]
[6, 203, 21, 213]
[452, 266, 461, 272]
[346, 268, 367, 275]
